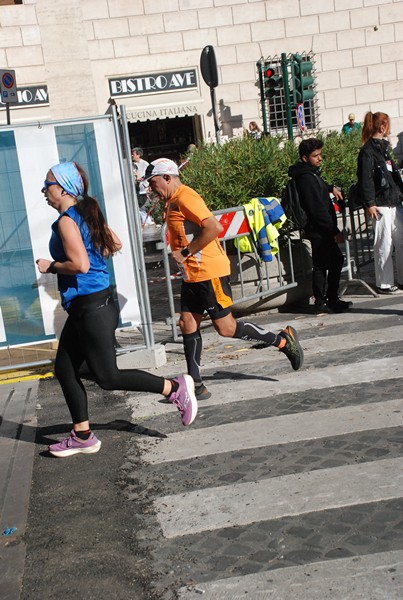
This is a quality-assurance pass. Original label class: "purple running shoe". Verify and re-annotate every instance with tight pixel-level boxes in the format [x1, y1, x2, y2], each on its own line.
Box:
[169, 375, 198, 426]
[49, 429, 101, 458]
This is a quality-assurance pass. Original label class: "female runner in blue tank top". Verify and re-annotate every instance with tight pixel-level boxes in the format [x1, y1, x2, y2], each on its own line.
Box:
[36, 162, 197, 457]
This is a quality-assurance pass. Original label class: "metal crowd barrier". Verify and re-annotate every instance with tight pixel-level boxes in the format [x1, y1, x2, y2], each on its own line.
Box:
[336, 203, 378, 297]
[159, 205, 300, 341]
[159, 200, 379, 341]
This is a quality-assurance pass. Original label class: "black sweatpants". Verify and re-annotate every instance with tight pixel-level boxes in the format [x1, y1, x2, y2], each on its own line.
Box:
[310, 235, 344, 306]
[54, 289, 165, 424]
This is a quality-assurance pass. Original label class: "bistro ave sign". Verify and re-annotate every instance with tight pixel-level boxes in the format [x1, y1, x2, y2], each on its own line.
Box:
[109, 69, 197, 97]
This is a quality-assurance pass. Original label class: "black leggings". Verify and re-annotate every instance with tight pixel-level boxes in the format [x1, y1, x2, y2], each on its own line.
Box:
[54, 289, 165, 424]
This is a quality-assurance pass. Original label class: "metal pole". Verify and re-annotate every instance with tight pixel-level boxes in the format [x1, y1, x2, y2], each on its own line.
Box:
[6, 103, 10, 125]
[113, 104, 155, 348]
[161, 223, 180, 342]
[0, 112, 116, 133]
[210, 87, 221, 144]
[257, 60, 268, 133]
[281, 53, 293, 141]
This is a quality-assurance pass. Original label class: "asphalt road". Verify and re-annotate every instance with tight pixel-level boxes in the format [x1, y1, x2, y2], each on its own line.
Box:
[1, 291, 403, 599]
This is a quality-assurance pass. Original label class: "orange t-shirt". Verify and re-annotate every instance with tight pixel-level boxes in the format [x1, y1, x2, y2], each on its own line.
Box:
[166, 184, 230, 282]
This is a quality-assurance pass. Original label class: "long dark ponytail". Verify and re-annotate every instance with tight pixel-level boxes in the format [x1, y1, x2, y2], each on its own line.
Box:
[74, 164, 119, 256]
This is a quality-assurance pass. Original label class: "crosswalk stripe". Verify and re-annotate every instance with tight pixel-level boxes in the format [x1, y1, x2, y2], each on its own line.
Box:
[154, 456, 403, 538]
[201, 356, 402, 406]
[129, 355, 401, 420]
[212, 323, 403, 363]
[137, 397, 403, 464]
[202, 301, 403, 343]
[177, 549, 403, 599]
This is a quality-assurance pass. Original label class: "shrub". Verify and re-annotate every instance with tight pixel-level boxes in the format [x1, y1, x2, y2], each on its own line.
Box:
[319, 129, 362, 195]
[180, 131, 362, 210]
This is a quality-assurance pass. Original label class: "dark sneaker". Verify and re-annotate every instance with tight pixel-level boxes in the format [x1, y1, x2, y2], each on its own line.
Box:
[278, 325, 304, 371]
[169, 375, 198, 426]
[49, 430, 101, 458]
[195, 383, 212, 400]
[376, 286, 400, 294]
[314, 303, 334, 314]
[327, 298, 353, 313]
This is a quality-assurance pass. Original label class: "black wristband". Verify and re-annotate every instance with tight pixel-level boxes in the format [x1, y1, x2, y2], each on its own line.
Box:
[48, 261, 57, 274]
[181, 246, 191, 258]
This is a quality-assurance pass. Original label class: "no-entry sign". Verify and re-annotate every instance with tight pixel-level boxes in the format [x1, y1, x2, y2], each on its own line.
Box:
[0, 69, 18, 103]
[296, 103, 305, 132]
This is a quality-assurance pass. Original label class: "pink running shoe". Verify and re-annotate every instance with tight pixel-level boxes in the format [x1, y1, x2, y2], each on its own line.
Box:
[49, 429, 102, 458]
[169, 375, 198, 426]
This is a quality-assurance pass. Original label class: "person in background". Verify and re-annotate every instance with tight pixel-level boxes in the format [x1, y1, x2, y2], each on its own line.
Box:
[357, 111, 403, 294]
[186, 143, 197, 155]
[145, 158, 304, 401]
[131, 147, 149, 211]
[36, 162, 197, 458]
[288, 138, 353, 314]
[342, 113, 361, 135]
[248, 121, 262, 140]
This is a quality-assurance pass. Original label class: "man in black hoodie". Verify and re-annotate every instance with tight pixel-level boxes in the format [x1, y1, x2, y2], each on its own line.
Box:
[288, 138, 352, 313]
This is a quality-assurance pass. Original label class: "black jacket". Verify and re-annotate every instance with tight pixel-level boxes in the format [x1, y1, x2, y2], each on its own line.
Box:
[357, 138, 403, 208]
[288, 161, 339, 239]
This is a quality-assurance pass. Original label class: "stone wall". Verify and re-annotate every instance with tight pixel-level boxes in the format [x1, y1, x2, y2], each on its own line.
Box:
[0, 0, 402, 153]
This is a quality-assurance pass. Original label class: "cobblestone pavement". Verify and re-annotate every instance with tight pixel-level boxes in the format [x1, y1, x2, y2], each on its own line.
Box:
[6, 292, 403, 599]
[111, 294, 403, 598]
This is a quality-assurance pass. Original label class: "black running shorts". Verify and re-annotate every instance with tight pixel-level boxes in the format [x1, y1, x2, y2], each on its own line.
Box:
[181, 276, 233, 319]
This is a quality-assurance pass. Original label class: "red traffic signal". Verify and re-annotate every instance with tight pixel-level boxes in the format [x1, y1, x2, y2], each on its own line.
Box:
[262, 64, 283, 99]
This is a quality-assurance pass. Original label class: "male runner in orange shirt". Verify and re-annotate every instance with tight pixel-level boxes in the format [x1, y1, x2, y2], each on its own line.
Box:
[146, 158, 304, 399]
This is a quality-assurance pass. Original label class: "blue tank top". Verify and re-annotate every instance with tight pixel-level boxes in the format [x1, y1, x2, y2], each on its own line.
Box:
[49, 205, 110, 310]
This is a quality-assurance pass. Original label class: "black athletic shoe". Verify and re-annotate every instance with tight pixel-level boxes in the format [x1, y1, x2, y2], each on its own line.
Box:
[314, 303, 334, 314]
[327, 298, 353, 313]
[278, 325, 304, 371]
[195, 383, 212, 400]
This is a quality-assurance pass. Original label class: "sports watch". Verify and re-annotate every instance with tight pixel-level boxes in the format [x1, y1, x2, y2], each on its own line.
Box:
[181, 246, 191, 258]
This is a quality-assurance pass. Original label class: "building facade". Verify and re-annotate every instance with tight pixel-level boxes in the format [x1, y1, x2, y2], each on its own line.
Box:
[0, 0, 402, 160]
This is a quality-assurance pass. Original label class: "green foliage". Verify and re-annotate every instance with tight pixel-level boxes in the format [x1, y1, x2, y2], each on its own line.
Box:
[319, 130, 362, 194]
[180, 131, 362, 210]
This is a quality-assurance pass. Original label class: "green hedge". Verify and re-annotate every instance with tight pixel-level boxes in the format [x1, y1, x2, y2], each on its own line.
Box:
[180, 130, 362, 211]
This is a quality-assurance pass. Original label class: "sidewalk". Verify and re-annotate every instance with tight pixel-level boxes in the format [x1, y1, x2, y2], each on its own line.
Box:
[0, 380, 38, 600]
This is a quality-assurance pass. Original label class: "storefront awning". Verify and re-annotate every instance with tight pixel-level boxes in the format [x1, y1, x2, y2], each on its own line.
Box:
[124, 97, 205, 122]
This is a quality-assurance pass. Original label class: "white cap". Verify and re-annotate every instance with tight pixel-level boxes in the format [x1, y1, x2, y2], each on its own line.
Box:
[144, 158, 179, 180]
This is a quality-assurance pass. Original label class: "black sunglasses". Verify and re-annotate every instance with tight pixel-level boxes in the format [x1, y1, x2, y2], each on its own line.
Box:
[42, 180, 59, 192]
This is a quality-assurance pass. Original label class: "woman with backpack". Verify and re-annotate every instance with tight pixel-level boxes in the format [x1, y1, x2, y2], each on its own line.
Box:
[357, 111, 403, 294]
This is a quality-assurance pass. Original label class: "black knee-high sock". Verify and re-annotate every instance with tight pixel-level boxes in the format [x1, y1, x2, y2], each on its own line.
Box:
[233, 320, 280, 346]
[183, 330, 203, 383]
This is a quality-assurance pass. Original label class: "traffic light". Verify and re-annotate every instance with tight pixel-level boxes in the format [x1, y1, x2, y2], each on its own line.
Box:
[292, 54, 314, 104]
[263, 64, 283, 99]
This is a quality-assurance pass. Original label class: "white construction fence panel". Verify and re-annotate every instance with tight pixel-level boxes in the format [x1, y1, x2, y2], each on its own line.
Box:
[0, 116, 140, 352]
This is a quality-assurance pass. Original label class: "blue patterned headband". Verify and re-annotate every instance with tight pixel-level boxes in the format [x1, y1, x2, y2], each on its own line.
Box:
[50, 162, 84, 198]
